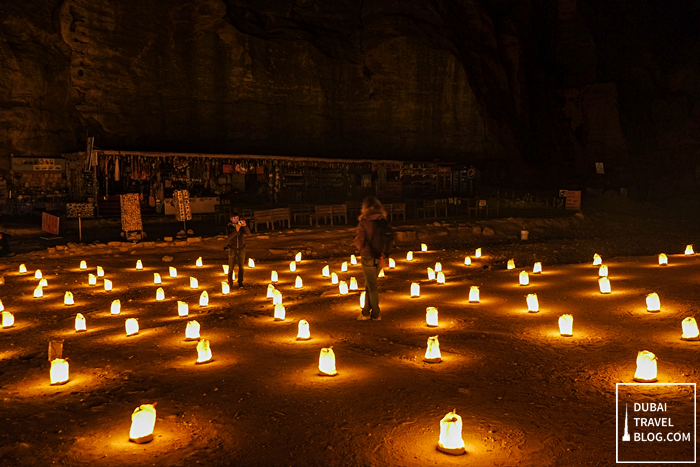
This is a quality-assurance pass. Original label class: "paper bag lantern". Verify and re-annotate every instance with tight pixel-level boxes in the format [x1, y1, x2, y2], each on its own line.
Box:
[295, 252, 302, 262]
[436, 272, 445, 284]
[558, 314, 573, 337]
[222, 264, 229, 275]
[156, 287, 165, 301]
[435, 262, 442, 272]
[297, 320, 311, 340]
[111, 299, 121, 315]
[80, 261, 87, 270]
[50, 358, 69, 385]
[341, 261, 348, 272]
[19, 264, 28, 274]
[519, 271, 529, 286]
[598, 277, 611, 294]
[2, 311, 14, 328]
[421, 243, 428, 252]
[424, 335, 442, 363]
[360, 291, 366, 309]
[427, 268, 436, 281]
[339, 281, 349, 295]
[185, 321, 200, 340]
[598, 265, 608, 277]
[533, 262, 542, 274]
[221, 281, 230, 295]
[526, 294, 539, 313]
[646, 293, 660, 312]
[295, 276, 303, 288]
[464, 256, 472, 265]
[61, 291, 74, 306]
[388, 258, 396, 268]
[378, 269, 385, 278]
[0, 299, 3, 311]
[685, 245, 694, 255]
[97, 266, 104, 277]
[88, 274, 96, 286]
[318, 348, 338, 376]
[267, 284, 275, 299]
[196, 339, 212, 364]
[196, 257, 203, 267]
[681, 317, 699, 341]
[437, 410, 466, 455]
[274, 304, 286, 321]
[592, 254, 602, 266]
[75, 313, 86, 332]
[658, 254, 668, 266]
[125, 318, 139, 336]
[104, 279, 112, 291]
[475, 248, 482, 258]
[322, 265, 330, 277]
[410, 282, 420, 298]
[34, 286, 43, 298]
[153, 273, 161, 284]
[290, 261, 297, 272]
[426, 307, 438, 327]
[34, 269, 42, 279]
[199, 291, 209, 306]
[136, 260, 143, 270]
[331, 272, 339, 285]
[634, 350, 657, 382]
[406, 251, 413, 261]
[349, 277, 358, 290]
[507, 259, 515, 270]
[39, 278, 48, 288]
[178, 301, 189, 317]
[190, 277, 198, 289]
[129, 404, 156, 444]
[468, 286, 479, 303]
[350, 254, 357, 265]
[271, 270, 278, 282]
[248, 258, 255, 268]
[169, 267, 177, 278]
[273, 289, 283, 305]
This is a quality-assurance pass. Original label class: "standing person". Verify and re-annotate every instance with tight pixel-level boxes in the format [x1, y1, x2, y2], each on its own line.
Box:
[225, 213, 251, 288]
[354, 196, 393, 321]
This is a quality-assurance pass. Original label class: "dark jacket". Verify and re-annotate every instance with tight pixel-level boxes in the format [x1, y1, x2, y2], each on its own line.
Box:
[226, 222, 251, 249]
[354, 212, 384, 258]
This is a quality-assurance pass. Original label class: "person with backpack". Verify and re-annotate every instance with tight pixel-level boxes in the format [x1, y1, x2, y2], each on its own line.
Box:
[225, 212, 251, 288]
[353, 196, 393, 321]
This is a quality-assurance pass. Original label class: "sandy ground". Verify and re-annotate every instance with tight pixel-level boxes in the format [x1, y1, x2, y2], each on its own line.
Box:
[1, 198, 699, 466]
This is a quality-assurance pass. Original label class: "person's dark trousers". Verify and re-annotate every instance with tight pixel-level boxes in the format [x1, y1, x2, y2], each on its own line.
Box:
[227, 247, 246, 285]
[361, 256, 380, 319]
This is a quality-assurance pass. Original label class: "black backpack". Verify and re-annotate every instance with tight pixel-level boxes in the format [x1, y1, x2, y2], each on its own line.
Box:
[368, 218, 394, 259]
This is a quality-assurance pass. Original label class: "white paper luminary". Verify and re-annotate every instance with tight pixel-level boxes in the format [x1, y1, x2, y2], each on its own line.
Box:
[339, 281, 349, 295]
[267, 284, 275, 299]
[19, 264, 27, 274]
[39, 278, 48, 288]
[421, 243, 428, 252]
[190, 277, 198, 289]
[125, 318, 139, 336]
[296, 319, 311, 340]
[427, 268, 436, 281]
[222, 264, 229, 275]
[558, 314, 573, 337]
[646, 293, 660, 312]
[318, 348, 338, 376]
[271, 270, 278, 282]
[685, 245, 694, 255]
[2, 311, 14, 328]
[33, 286, 43, 298]
[88, 274, 96, 286]
[475, 248, 482, 258]
[424, 335, 442, 363]
[104, 279, 112, 291]
[592, 253, 602, 266]
[437, 410, 466, 455]
[634, 350, 657, 382]
[406, 251, 413, 261]
[681, 317, 699, 341]
[273, 289, 283, 305]
[178, 301, 189, 317]
[0, 299, 3, 312]
[153, 273, 161, 284]
[97, 266, 104, 277]
[598, 265, 608, 277]
[185, 321, 200, 340]
[532, 262, 542, 274]
[349, 277, 358, 290]
[388, 258, 396, 268]
[464, 256, 472, 265]
[169, 267, 177, 278]
[341, 261, 348, 272]
[50, 358, 69, 385]
[156, 287, 165, 301]
[290, 261, 297, 272]
[658, 254, 668, 266]
[526, 294, 539, 313]
[598, 277, 611, 294]
[196, 257, 203, 267]
[435, 262, 442, 272]
[426, 307, 438, 327]
[295, 252, 302, 262]
[295, 276, 303, 288]
[507, 259, 515, 270]
[378, 269, 385, 278]
[34, 269, 42, 279]
[136, 260, 143, 270]
[75, 313, 86, 332]
[111, 299, 121, 315]
[350, 254, 357, 265]
[360, 291, 366, 309]
[196, 339, 212, 364]
[274, 304, 286, 321]
[199, 291, 209, 306]
[321, 265, 330, 278]
[248, 258, 255, 268]
[410, 282, 420, 298]
[331, 272, 338, 285]
[221, 281, 230, 295]
[79, 261, 87, 270]
[436, 272, 445, 284]
[64, 291, 74, 305]
[519, 271, 529, 286]
[468, 286, 479, 303]
[129, 404, 156, 444]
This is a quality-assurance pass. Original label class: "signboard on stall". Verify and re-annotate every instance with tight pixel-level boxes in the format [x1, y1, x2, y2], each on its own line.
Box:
[12, 157, 65, 172]
[41, 212, 60, 235]
[565, 190, 582, 210]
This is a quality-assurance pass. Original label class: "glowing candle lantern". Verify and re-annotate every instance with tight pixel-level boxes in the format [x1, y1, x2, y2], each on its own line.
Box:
[410, 282, 420, 298]
[79, 261, 87, 270]
[185, 321, 200, 340]
[89, 274, 96, 285]
[599, 277, 611, 294]
[104, 279, 112, 291]
[19, 264, 27, 273]
[388, 258, 396, 268]
[427, 268, 436, 280]
[111, 299, 121, 315]
[598, 265, 608, 277]
[339, 281, 349, 295]
[34, 286, 43, 298]
[39, 278, 48, 288]
[424, 335, 442, 363]
[156, 287, 165, 301]
[658, 254, 668, 266]
[34, 269, 42, 279]
[153, 273, 161, 284]
[434, 262, 442, 273]
[331, 273, 339, 285]
[350, 254, 357, 265]
[558, 314, 573, 337]
[222, 264, 229, 275]
[533, 262, 542, 274]
[196, 339, 212, 363]
[436, 271, 445, 284]
[360, 291, 366, 309]
[248, 258, 255, 268]
[64, 291, 74, 305]
[199, 291, 209, 306]
[196, 257, 203, 267]
[0, 299, 3, 311]
[290, 261, 297, 272]
[507, 259, 515, 270]
[125, 318, 139, 336]
[322, 265, 330, 277]
[519, 271, 529, 286]
[297, 319, 310, 340]
[136, 260, 143, 270]
[190, 277, 198, 289]
[129, 404, 156, 444]
[0, 276, 3, 285]
[634, 350, 657, 382]
[426, 307, 438, 327]
[464, 256, 471, 265]
[681, 317, 700, 341]
[2, 311, 14, 328]
[273, 289, 283, 305]
[75, 313, 86, 332]
[169, 267, 177, 278]
[526, 294, 539, 313]
[178, 301, 189, 317]
[341, 261, 348, 272]
[349, 277, 358, 290]
[97, 266, 104, 277]
[646, 293, 660, 312]
[685, 245, 694, 255]
[421, 243, 428, 252]
[593, 253, 602, 266]
[50, 358, 69, 385]
[406, 251, 413, 261]
[378, 269, 385, 278]
[295, 252, 302, 262]
[267, 284, 275, 299]
[295, 276, 303, 288]
[437, 410, 466, 455]
[271, 270, 278, 282]
[221, 281, 230, 295]
[468, 286, 479, 303]
[475, 248, 482, 258]
[274, 304, 286, 321]
[318, 348, 338, 376]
